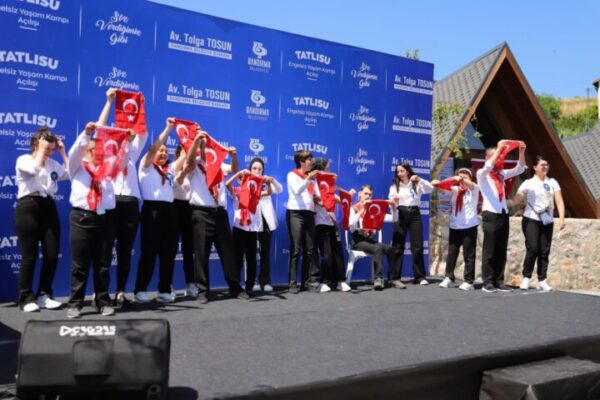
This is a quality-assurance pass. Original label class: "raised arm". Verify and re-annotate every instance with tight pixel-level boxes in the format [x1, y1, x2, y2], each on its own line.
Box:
[97, 88, 117, 126]
[141, 117, 174, 169]
[67, 122, 95, 176]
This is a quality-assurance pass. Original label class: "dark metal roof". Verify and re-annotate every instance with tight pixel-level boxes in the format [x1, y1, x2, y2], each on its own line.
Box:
[432, 43, 505, 162]
[563, 122, 600, 199]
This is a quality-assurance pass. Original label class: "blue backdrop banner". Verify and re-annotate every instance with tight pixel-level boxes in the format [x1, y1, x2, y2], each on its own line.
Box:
[0, 0, 433, 302]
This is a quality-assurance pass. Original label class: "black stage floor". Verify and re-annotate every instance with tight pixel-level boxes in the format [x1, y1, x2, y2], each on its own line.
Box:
[1, 282, 600, 399]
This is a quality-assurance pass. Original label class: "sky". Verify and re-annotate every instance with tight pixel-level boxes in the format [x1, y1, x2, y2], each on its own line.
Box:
[151, 0, 599, 99]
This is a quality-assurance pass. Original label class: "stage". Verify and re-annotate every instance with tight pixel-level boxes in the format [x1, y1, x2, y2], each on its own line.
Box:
[1, 282, 600, 399]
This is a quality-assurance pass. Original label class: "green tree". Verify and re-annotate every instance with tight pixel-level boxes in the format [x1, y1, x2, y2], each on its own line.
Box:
[536, 93, 598, 139]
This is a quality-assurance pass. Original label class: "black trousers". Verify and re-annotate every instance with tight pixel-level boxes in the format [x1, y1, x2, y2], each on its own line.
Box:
[114, 195, 140, 292]
[286, 209, 320, 287]
[522, 216, 554, 281]
[392, 206, 426, 282]
[257, 219, 272, 286]
[233, 227, 258, 291]
[68, 208, 111, 309]
[191, 206, 242, 295]
[134, 201, 177, 294]
[174, 199, 195, 284]
[445, 226, 478, 283]
[316, 224, 346, 284]
[352, 231, 399, 279]
[481, 211, 509, 286]
[14, 196, 60, 307]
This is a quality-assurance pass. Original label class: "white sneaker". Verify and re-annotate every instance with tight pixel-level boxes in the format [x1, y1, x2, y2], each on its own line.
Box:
[537, 280, 553, 292]
[36, 294, 62, 310]
[185, 283, 199, 298]
[252, 283, 261, 292]
[459, 282, 474, 291]
[23, 302, 40, 313]
[337, 281, 351, 292]
[420, 279, 430, 286]
[156, 292, 175, 303]
[318, 283, 332, 293]
[134, 292, 151, 303]
[520, 277, 530, 290]
[439, 277, 452, 288]
[263, 284, 273, 293]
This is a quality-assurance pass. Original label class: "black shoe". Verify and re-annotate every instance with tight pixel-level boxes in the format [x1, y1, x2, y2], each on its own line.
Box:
[482, 284, 497, 293]
[495, 284, 513, 293]
[305, 283, 319, 293]
[289, 284, 300, 294]
[197, 294, 209, 304]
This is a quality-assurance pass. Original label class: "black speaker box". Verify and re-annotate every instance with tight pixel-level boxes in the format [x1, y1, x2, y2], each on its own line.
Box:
[16, 319, 170, 400]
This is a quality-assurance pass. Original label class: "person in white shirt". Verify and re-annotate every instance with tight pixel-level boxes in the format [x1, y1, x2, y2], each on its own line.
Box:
[184, 132, 247, 303]
[432, 168, 480, 291]
[98, 88, 149, 308]
[388, 162, 433, 286]
[133, 118, 179, 304]
[285, 150, 322, 293]
[251, 157, 283, 293]
[171, 145, 197, 298]
[476, 139, 527, 293]
[66, 121, 131, 318]
[14, 127, 68, 312]
[508, 156, 565, 292]
[311, 158, 351, 293]
[349, 185, 400, 290]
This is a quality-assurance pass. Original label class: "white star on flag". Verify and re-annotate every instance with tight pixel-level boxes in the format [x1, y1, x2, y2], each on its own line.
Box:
[127, 115, 135, 122]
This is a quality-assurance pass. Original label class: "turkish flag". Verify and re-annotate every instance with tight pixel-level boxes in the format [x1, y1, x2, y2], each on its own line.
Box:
[494, 140, 520, 170]
[433, 177, 460, 191]
[362, 200, 390, 230]
[204, 134, 229, 189]
[238, 173, 264, 226]
[93, 126, 130, 181]
[115, 89, 147, 134]
[173, 118, 199, 153]
[339, 189, 353, 230]
[316, 172, 336, 212]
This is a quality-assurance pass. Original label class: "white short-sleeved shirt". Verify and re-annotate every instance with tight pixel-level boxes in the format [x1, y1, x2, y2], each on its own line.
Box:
[68, 131, 116, 212]
[113, 133, 147, 199]
[15, 154, 68, 199]
[449, 186, 480, 230]
[170, 164, 191, 201]
[230, 188, 264, 232]
[477, 160, 526, 214]
[189, 161, 231, 208]
[138, 163, 174, 203]
[518, 176, 560, 222]
[388, 179, 433, 207]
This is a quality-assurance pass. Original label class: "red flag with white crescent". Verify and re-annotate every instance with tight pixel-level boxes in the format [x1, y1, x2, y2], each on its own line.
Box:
[93, 125, 129, 181]
[316, 172, 336, 212]
[115, 89, 147, 134]
[238, 173, 264, 226]
[204, 134, 229, 189]
[173, 118, 199, 153]
[362, 199, 390, 230]
[339, 188, 353, 230]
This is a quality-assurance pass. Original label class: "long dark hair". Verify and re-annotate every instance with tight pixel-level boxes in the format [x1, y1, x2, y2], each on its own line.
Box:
[393, 162, 415, 191]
